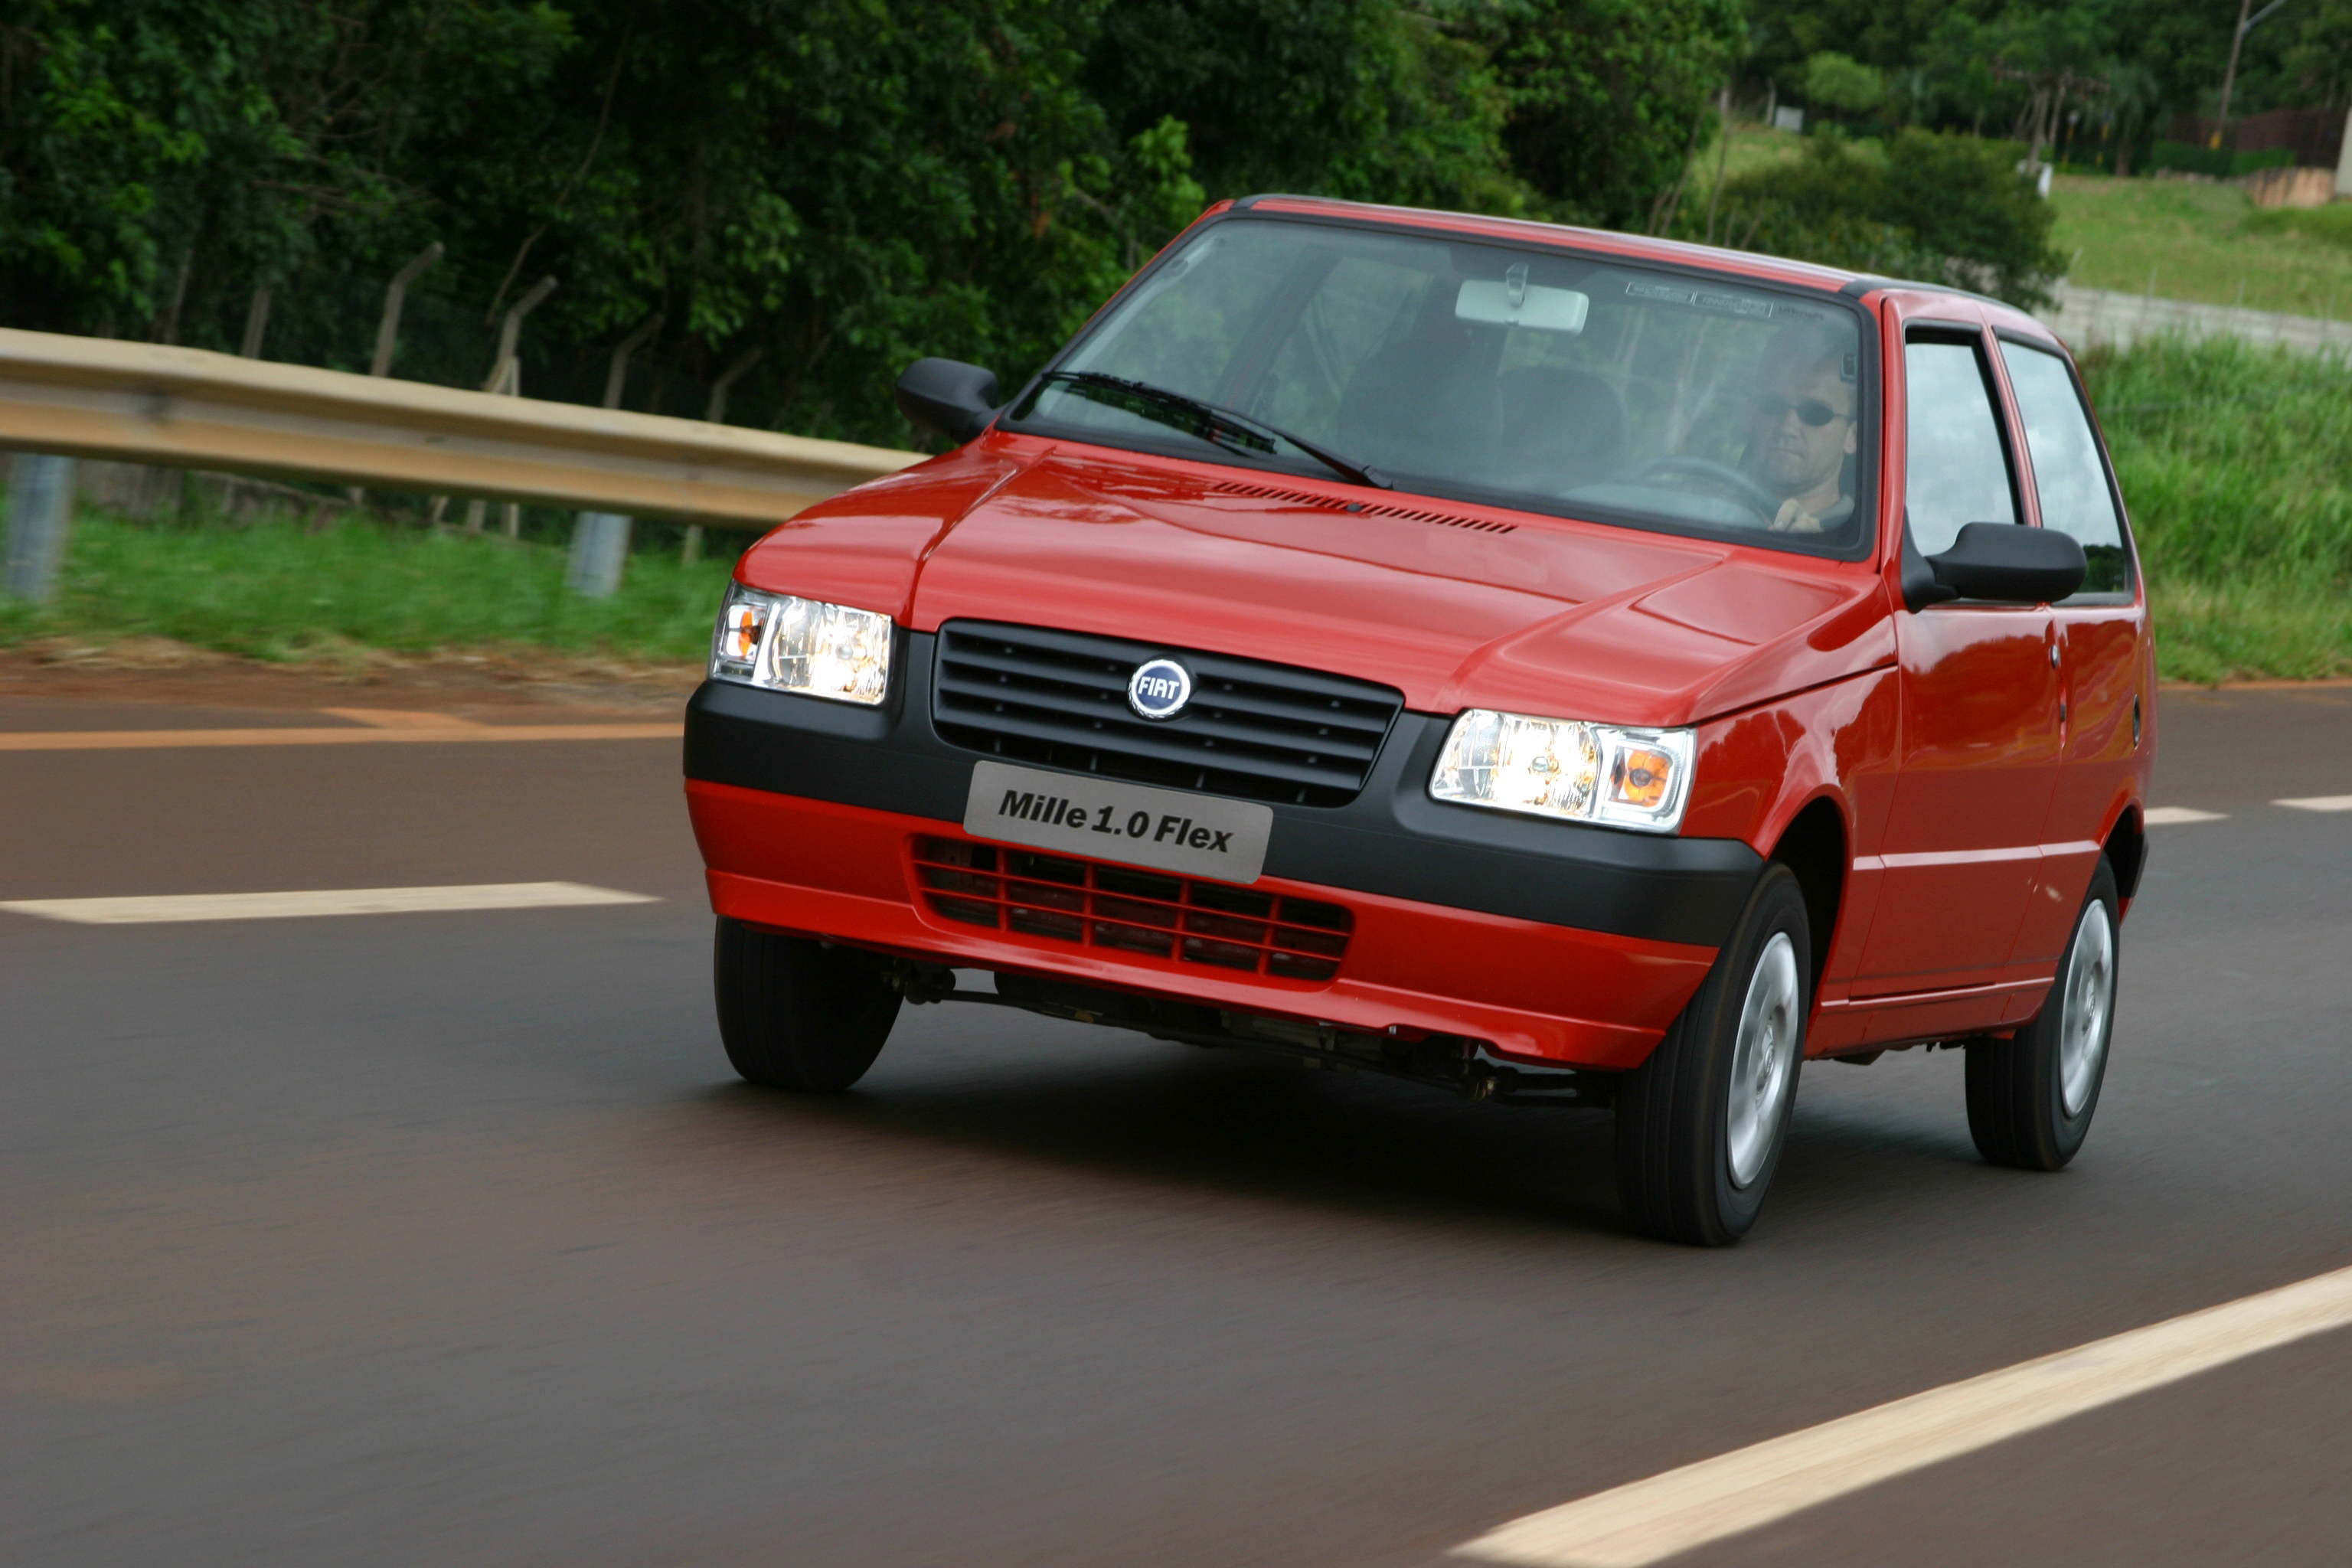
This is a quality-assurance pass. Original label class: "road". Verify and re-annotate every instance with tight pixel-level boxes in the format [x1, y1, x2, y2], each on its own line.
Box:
[6, 681, 2351, 1566]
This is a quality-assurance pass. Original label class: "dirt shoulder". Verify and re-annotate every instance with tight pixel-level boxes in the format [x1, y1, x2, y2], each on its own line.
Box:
[0, 638, 702, 724]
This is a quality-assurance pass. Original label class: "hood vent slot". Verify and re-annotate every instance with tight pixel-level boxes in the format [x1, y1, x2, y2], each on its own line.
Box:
[1209, 480, 1517, 535]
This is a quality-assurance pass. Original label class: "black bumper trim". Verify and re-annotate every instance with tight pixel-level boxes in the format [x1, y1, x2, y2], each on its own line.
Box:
[684, 632, 1763, 948]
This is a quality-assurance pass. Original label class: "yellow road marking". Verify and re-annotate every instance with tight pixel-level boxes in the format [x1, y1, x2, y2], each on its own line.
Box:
[318, 707, 487, 728]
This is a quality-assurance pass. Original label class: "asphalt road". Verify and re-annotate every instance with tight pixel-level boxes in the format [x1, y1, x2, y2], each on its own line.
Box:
[7, 684, 2352, 1566]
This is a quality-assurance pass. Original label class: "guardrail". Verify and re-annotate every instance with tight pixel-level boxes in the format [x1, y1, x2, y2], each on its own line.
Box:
[0, 328, 922, 526]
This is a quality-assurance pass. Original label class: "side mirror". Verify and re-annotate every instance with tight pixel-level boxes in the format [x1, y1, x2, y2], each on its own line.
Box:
[894, 358, 1001, 445]
[1920, 522, 2086, 606]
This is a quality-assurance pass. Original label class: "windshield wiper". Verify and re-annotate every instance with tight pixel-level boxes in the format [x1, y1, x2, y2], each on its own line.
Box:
[1039, 371, 1390, 490]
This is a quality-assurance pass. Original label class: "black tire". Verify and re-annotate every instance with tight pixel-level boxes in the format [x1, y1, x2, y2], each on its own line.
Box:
[1966, 858, 2119, 1171]
[714, 918, 901, 1092]
[1615, 864, 1812, 1246]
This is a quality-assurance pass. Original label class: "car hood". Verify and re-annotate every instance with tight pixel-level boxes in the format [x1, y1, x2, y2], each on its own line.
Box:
[742, 443, 1893, 727]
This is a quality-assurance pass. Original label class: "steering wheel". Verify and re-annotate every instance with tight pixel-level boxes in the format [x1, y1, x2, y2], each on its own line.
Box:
[1619, 456, 1782, 523]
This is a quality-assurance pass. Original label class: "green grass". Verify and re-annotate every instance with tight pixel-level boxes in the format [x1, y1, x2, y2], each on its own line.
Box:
[2239, 203, 2352, 253]
[2049, 175, 2352, 318]
[0, 510, 737, 666]
[2083, 336, 2352, 681]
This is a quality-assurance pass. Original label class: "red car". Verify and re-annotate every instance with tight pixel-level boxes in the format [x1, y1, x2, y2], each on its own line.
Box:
[684, 197, 2151, 1244]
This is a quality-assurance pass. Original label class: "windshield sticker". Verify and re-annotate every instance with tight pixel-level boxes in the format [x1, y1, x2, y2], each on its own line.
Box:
[1624, 280, 1798, 321]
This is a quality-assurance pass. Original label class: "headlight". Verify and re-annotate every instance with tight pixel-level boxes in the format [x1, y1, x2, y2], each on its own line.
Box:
[708, 584, 892, 705]
[1430, 710, 1696, 833]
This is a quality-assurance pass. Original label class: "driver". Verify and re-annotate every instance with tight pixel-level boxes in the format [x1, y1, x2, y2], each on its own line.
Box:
[1740, 324, 1858, 534]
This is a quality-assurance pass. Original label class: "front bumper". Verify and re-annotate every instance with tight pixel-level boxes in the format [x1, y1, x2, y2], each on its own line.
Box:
[683, 634, 1764, 1070]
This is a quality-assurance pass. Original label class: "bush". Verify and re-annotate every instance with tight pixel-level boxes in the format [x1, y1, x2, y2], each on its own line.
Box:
[1702, 129, 2061, 307]
[1801, 52, 1882, 116]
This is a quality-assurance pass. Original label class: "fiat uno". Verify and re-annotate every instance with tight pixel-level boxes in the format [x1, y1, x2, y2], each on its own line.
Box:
[684, 197, 2152, 1244]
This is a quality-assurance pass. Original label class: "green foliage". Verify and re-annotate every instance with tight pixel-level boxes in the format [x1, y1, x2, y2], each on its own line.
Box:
[1085, 0, 1520, 214]
[1481, 0, 1745, 228]
[1704, 129, 2062, 305]
[1746, 0, 2350, 168]
[1801, 51, 1882, 116]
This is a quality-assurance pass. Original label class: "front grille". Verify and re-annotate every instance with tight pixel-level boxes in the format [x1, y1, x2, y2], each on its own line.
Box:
[933, 621, 1402, 807]
[912, 836, 1352, 983]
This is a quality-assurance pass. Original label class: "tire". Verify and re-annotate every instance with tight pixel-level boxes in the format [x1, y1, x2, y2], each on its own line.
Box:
[713, 918, 901, 1092]
[1615, 864, 1811, 1246]
[1966, 858, 2119, 1171]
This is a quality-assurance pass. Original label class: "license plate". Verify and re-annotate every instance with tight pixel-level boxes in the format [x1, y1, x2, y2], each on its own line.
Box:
[961, 760, 1273, 884]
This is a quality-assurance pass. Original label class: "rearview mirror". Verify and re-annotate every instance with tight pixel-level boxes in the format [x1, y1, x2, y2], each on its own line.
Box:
[1921, 522, 2086, 606]
[895, 358, 1001, 445]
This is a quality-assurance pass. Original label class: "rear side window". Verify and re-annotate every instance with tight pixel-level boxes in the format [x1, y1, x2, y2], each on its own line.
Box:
[1999, 341, 2132, 597]
[1903, 337, 2017, 557]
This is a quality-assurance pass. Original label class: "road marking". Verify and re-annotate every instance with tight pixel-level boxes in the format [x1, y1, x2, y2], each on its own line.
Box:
[0, 883, 656, 924]
[2275, 795, 2352, 812]
[2144, 806, 2226, 825]
[318, 707, 486, 729]
[1450, 1260, 2352, 1567]
[0, 722, 677, 752]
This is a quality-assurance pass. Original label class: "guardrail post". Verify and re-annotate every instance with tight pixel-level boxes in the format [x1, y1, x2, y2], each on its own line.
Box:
[567, 512, 631, 597]
[566, 312, 662, 596]
[4, 453, 76, 602]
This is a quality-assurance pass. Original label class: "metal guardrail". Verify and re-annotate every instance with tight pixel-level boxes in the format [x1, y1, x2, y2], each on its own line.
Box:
[0, 328, 923, 526]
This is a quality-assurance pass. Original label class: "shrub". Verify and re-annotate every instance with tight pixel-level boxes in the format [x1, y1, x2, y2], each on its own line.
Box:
[1701, 130, 2060, 308]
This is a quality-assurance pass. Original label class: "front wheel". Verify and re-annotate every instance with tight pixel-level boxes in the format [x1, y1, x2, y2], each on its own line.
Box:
[1615, 864, 1811, 1246]
[1965, 859, 2119, 1171]
[714, 919, 901, 1092]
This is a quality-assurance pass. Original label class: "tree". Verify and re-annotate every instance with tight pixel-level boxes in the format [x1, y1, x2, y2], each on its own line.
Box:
[1482, 0, 1745, 229]
[1802, 51, 1883, 116]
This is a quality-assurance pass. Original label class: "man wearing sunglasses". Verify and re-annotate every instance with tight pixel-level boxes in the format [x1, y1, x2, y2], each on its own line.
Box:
[1742, 324, 1859, 535]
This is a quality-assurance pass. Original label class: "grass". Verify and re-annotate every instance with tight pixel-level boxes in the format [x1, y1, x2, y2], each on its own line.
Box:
[2050, 175, 2352, 319]
[2, 339, 2346, 684]
[2081, 336, 2352, 681]
[0, 508, 737, 667]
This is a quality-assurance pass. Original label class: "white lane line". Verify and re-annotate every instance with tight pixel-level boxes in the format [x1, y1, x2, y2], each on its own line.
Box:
[2275, 795, 2352, 812]
[0, 723, 677, 752]
[2144, 806, 2226, 825]
[1451, 1260, 2352, 1567]
[0, 883, 656, 924]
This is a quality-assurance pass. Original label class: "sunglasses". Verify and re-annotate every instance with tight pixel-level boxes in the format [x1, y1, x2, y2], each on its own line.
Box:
[1754, 394, 1849, 426]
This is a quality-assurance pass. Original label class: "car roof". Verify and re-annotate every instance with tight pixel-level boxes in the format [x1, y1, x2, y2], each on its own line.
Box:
[1217, 194, 2050, 338]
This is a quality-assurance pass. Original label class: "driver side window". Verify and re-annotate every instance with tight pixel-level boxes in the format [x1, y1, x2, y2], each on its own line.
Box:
[1903, 335, 2018, 557]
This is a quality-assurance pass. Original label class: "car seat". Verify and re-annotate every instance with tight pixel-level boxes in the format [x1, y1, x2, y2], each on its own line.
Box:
[1334, 326, 1503, 485]
[1489, 368, 1628, 495]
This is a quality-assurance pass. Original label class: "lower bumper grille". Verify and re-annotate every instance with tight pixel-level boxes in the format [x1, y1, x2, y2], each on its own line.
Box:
[911, 836, 1352, 982]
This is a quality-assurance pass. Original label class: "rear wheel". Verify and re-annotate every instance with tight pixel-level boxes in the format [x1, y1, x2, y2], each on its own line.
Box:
[714, 918, 901, 1092]
[1615, 864, 1811, 1246]
[1965, 858, 2119, 1171]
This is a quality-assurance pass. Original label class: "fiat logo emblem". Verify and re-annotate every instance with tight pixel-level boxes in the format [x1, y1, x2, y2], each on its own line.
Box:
[1126, 658, 1193, 721]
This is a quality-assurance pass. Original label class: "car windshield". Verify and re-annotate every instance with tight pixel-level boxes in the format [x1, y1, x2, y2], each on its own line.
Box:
[1004, 217, 1871, 554]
